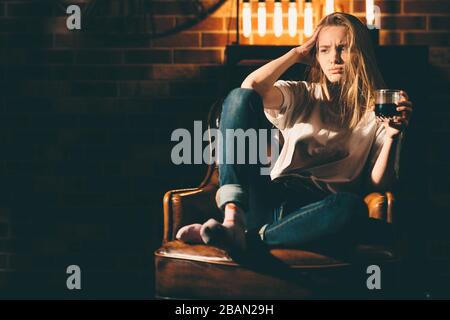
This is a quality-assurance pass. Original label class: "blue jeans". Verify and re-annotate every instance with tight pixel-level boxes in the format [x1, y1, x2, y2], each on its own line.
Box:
[216, 88, 367, 247]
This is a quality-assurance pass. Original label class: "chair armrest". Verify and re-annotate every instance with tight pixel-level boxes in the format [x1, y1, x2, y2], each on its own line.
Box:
[364, 191, 396, 224]
[162, 183, 222, 243]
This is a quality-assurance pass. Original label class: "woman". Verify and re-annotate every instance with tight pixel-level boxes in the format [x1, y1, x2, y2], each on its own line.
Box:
[176, 13, 413, 252]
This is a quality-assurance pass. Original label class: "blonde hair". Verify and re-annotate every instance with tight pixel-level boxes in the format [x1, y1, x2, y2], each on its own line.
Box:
[307, 12, 385, 129]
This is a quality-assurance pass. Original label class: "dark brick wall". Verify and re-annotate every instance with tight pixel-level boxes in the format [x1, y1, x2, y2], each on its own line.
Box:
[1, 0, 217, 298]
[1, 0, 449, 298]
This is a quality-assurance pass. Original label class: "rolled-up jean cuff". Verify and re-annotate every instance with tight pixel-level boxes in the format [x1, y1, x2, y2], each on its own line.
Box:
[215, 184, 248, 212]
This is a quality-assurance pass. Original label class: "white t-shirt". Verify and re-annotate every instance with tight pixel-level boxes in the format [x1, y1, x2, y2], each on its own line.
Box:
[264, 80, 389, 195]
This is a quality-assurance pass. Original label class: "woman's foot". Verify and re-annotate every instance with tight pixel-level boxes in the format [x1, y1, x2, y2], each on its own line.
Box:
[200, 203, 247, 252]
[175, 223, 203, 244]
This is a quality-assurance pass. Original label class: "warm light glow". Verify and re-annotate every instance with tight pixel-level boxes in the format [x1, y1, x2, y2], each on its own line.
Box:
[274, 1, 283, 38]
[325, 0, 334, 15]
[366, 0, 375, 25]
[304, 2, 313, 37]
[258, 1, 267, 37]
[288, 2, 297, 37]
[243, 1, 251, 38]
[374, 6, 381, 29]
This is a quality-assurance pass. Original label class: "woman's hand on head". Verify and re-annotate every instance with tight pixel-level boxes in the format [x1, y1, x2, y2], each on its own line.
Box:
[293, 27, 321, 65]
[376, 91, 413, 139]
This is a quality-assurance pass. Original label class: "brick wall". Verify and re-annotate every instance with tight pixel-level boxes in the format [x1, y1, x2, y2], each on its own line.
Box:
[0, 0, 449, 298]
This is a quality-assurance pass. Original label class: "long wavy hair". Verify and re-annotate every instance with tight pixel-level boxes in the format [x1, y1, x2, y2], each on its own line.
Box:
[307, 13, 385, 129]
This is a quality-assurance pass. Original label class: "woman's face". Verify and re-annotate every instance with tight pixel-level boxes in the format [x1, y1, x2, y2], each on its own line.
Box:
[316, 26, 350, 84]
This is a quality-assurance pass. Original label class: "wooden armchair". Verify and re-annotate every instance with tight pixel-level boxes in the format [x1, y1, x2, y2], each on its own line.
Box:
[155, 163, 400, 299]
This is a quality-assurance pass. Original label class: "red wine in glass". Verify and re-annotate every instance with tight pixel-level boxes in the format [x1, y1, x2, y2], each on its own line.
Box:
[375, 103, 400, 118]
[375, 89, 402, 118]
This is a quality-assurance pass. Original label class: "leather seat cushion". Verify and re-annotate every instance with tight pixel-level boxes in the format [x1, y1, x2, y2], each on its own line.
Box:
[156, 240, 396, 267]
[155, 241, 397, 299]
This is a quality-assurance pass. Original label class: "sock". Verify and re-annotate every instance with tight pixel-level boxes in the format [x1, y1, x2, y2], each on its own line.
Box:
[175, 223, 203, 244]
[200, 203, 247, 251]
